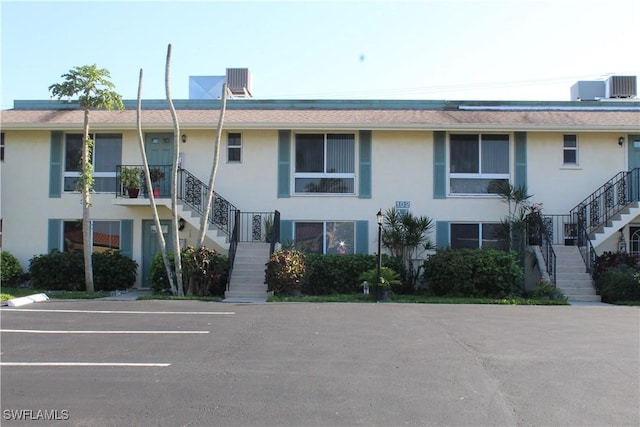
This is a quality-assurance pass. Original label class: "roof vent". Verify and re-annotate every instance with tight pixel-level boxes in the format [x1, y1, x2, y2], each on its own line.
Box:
[226, 68, 252, 98]
[606, 76, 637, 98]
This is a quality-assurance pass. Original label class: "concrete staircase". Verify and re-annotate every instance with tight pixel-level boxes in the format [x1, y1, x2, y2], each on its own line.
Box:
[590, 202, 640, 247]
[553, 245, 601, 302]
[224, 242, 271, 302]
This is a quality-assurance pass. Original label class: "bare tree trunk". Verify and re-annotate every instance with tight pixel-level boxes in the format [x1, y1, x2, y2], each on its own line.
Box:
[82, 110, 94, 293]
[136, 68, 177, 295]
[197, 83, 228, 248]
[165, 44, 184, 296]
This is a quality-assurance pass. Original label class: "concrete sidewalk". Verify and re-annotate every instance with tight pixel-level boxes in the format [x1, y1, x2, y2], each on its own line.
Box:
[97, 289, 152, 301]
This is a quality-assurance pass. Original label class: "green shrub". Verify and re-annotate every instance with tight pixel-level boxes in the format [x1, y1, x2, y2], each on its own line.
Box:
[92, 251, 138, 291]
[533, 279, 566, 301]
[150, 251, 175, 292]
[29, 250, 137, 291]
[423, 248, 523, 298]
[594, 251, 638, 280]
[302, 254, 406, 295]
[359, 266, 401, 290]
[1, 251, 24, 287]
[596, 267, 640, 303]
[182, 246, 229, 297]
[265, 248, 306, 295]
[30, 250, 84, 290]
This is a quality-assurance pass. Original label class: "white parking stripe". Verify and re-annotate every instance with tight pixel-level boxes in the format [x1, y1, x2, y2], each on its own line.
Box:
[1, 362, 171, 367]
[1, 329, 209, 334]
[1, 309, 235, 315]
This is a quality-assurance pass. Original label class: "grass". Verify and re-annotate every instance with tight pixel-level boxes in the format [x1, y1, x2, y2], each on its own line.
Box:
[268, 293, 571, 305]
[1, 288, 110, 301]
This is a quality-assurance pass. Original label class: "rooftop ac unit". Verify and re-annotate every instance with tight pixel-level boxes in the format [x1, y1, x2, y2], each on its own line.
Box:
[606, 76, 637, 98]
[226, 68, 252, 98]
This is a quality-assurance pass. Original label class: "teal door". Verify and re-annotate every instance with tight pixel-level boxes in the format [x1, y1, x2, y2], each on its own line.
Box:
[145, 133, 173, 197]
[142, 220, 172, 288]
[628, 135, 640, 170]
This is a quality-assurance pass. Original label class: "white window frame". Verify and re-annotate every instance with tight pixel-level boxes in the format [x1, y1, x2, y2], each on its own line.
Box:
[450, 222, 502, 249]
[563, 134, 578, 165]
[294, 133, 356, 195]
[62, 220, 122, 253]
[64, 133, 122, 193]
[449, 133, 510, 195]
[227, 132, 242, 163]
[294, 221, 355, 254]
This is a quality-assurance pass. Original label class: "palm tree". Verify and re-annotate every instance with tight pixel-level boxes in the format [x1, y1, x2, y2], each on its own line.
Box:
[49, 65, 123, 293]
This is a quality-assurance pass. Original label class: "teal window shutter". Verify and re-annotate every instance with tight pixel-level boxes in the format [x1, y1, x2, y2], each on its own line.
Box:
[48, 219, 61, 252]
[514, 132, 527, 189]
[49, 131, 63, 198]
[359, 131, 372, 199]
[355, 220, 369, 254]
[433, 131, 446, 199]
[279, 220, 293, 245]
[277, 130, 291, 198]
[120, 220, 133, 259]
[435, 221, 449, 249]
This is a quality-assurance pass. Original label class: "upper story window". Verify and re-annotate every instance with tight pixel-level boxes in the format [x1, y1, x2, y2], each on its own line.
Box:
[1, 132, 4, 161]
[450, 134, 509, 194]
[295, 133, 355, 194]
[64, 134, 122, 192]
[294, 221, 355, 254]
[563, 134, 578, 165]
[227, 132, 242, 162]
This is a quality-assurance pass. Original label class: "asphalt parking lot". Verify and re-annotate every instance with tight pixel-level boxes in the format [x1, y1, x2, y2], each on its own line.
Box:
[1, 299, 638, 427]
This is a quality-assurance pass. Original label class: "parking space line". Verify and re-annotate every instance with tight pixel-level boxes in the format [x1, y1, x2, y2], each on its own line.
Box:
[1, 329, 210, 334]
[1, 309, 235, 315]
[1, 362, 171, 367]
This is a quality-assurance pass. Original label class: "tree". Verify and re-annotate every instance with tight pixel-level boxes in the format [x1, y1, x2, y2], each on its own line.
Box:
[49, 65, 123, 293]
[491, 181, 533, 251]
[135, 68, 177, 295]
[165, 44, 185, 296]
[381, 207, 435, 289]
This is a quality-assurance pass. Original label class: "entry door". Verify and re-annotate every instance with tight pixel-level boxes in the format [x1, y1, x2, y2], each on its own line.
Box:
[627, 135, 640, 170]
[145, 133, 174, 197]
[142, 220, 172, 288]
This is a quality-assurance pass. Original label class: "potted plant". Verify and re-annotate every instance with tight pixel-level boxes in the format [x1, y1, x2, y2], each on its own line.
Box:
[120, 166, 142, 198]
[264, 214, 274, 243]
[149, 167, 166, 198]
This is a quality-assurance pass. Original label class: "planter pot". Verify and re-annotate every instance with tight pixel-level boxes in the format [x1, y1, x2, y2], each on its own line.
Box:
[153, 187, 160, 198]
[128, 188, 139, 199]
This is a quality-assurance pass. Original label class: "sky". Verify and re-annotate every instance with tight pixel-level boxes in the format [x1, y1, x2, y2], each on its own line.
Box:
[1, 0, 639, 109]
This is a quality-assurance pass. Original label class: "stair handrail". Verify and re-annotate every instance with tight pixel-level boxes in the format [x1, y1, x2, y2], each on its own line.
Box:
[177, 168, 238, 238]
[569, 168, 640, 241]
[540, 216, 557, 285]
[227, 210, 241, 292]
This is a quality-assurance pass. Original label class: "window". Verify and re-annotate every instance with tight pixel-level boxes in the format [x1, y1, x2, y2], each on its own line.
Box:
[563, 135, 577, 165]
[227, 132, 242, 162]
[63, 220, 121, 253]
[64, 133, 122, 192]
[294, 221, 355, 254]
[450, 134, 509, 194]
[450, 223, 501, 249]
[295, 133, 355, 194]
[1, 132, 4, 161]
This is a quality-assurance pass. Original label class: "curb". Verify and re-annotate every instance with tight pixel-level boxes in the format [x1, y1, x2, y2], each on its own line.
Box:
[6, 293, 49, 307]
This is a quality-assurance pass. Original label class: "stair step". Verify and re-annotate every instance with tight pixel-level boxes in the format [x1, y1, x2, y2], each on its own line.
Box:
[564, 294, 602, 302]
[225, 290, 270, 298]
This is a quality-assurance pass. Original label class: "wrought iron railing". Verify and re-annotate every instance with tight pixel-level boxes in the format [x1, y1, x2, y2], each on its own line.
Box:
[116, 164, 173, 199]
[177, 168, 238, 238]
[568, 168, 640, 275]
[540, 216, 557, 285]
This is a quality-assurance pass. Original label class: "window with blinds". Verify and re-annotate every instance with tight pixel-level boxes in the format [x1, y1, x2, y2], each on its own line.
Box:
[294, 133, 355, 194]
[449, 134, 509, 194]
